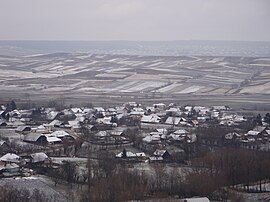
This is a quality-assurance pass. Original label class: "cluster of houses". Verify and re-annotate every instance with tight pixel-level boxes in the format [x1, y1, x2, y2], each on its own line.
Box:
[0, 101, 269, 177]
[0, 152, 49, 177]
[224, 125, 270, 150]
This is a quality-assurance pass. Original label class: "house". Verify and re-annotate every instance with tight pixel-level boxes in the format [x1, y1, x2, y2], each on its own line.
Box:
[0, 153, 20, 163]
[166, 107, 182, 116]
[153, 149, 171, 161]
[0, 163, 20, 177]
[71, 108, 83, 114]
[153, 103, 166, 110]
[174, 129, 188, 135]
[15, 125, 31, 133]
[212, 106, 228, 111]
[47, 111, 59, 120]
[0, 121, 7, 127]
[45, 135, 62, 144]
[35, 125, 48, 133]
[165, 117, 181, 125]
[116, 150, 146, 161]
[24, 133, 48, 145]
[49, 120, 65, 128]
[154, 128, 168, 135]
[143, 134, 161, 144]
[30, 152, 49, 163]
[182, 197, 210, 202]
[141, 114, 161, 123]
[49, 130, 74, 142]
[87, 125, 98, 131]
[0, 141, 12, 154]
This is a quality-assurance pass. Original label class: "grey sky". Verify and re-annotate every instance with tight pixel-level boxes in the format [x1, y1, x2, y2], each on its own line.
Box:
[1, 0, 270, 41]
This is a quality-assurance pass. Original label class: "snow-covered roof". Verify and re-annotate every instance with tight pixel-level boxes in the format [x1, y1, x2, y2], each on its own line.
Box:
[71, 108, 82, 113]
[30, 152, 48, 163]
[174, 129, 188, 135]
[169, 134, 185, 141]
[142, 135, 160, 143]
[149, 156, 163, 161]
[0, 153, 20, 163]
[50, 130, 70, 138]
[68, 120, 80, 127]
[183, 197, 210, 202]
[46, 136, 62, 143]
[253, 126, 266, 133]
[153, 149, 168, 157]
[155, 128, 167, 134]
[165, 117, 181, 125]
[15, 125, 31, 132]
[141, 114, 160, 123]
[47, 111, 59, 120]
[24, 133, 45, 142]
[185, 106, 193, 111]
[49, 120, 63, 126]
[212, 106, 227, 110]
[95, 131, 107, 137]
[247, 130, 260, 136]
[116, 151, 137, 158]
[186, 134, 197, 143]
[0, 140, 7, 146]
[94, 107, 105, 112]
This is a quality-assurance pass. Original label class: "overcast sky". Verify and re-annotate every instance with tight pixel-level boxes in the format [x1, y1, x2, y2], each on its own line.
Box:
[0, 0, 270, 41]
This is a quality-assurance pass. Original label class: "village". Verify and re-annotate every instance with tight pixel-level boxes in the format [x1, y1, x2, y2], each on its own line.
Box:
[0, 100, 270, 201]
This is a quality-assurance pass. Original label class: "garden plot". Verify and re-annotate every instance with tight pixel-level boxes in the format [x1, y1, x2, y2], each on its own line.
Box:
[156, 83, 183, 93]
[95, 73, 127, 79]
[42, 86, 74, 92]
[205, 87, 232, 95]
[147, 61, 165, 67]
[240, 82, 270, 94]
[125, 74, 162, 81]
[0, 69, 36, 80]
[150, 67, 180, 73]
[105, 67, 132, 72]
[118, 81, 166, 92]
[176, 85, 204, 94]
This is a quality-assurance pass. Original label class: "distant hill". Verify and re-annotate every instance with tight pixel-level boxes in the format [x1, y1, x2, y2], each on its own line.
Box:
[0, 40, 270, 57]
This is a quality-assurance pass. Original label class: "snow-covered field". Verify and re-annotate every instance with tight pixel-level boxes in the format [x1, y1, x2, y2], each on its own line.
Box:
[0, 53, 269, 106]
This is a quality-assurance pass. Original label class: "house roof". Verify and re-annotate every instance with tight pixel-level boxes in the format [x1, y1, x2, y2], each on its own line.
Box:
[95, 131, 107, 137]
[24, 133, 46, 142]
[49, 120, 63, 126]
[0, 153, 20, 163]
[71, 108, 82, 113]
[174, 129, 188, 135]
[153, 149, 168, 157]
[253, 126, 266, 133]
[15, 125, 31, 132]
[116, 151, 137, 158]
[30, 152, 48, 163]
[141, 114, 160, 123]
[143, 135, 160, 143]
[247, 130, 260, 136]
[155, 128, 167, 134]
[0, 140, 7, 146]
[183, 197, 210, 202]
[165, 117, 181, 125]
[149, 156, 163, 161]
[47, 111, 59, 120]
[45, 136, 62, 143]
[50, 130, 70, 138]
